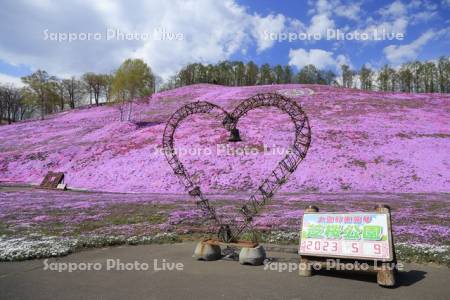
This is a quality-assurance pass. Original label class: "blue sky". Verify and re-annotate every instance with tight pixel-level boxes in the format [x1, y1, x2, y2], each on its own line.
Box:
[0, 0, 449, 86]
[235, 0, 450, 69]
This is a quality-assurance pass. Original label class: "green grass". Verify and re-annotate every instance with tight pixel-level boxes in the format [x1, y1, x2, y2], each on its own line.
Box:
[0, 222, 14, 236]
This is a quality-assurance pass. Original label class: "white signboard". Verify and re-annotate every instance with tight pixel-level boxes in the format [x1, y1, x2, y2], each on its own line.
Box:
[299, 212, 393, 261]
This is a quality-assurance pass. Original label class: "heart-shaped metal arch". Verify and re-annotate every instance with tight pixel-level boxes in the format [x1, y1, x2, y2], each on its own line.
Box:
[162, 93, 311, 242]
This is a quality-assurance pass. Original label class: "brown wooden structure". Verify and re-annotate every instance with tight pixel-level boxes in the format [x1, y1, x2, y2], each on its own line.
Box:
[39, 172, 65, 189]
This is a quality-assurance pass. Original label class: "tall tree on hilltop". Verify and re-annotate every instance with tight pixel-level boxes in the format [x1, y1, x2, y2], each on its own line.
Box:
[320, 70, 336, 85]
[283, 65, 293, 83]
[111, 58, 154, 121]
[62, 76, 84, 109]
[273, 65, 284, 84]
[398, 65, 413, 93]
[297, 65, 319, 84]
[259, 63, 273, 85]
[341, 64, 354, 88]
[54, 79, 66, 111]
[21, 70, 57, 120]
[378, 65, 391, 91]
[245, 61, 259, 85]
[233, 61, 245, 86]
[0, 85, 23, 124]
[409, 61, 422, 92]
[359, 65, 373, 90]
[420, 61, 438, 93]
[82, 72, 96, 105]
[437, 56, 450, 93]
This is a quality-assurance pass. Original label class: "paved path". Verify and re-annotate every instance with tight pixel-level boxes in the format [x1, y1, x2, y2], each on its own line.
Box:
[1, 242, 449, 300]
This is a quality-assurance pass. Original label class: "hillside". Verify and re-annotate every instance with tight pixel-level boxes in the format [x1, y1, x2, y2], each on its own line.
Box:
[0, 84, 448, 193]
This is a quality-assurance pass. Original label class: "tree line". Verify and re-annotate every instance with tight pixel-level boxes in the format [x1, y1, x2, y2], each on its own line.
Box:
[161, 57, 450, 94]
[161, 61, 298, 89]
[1, 56, 449, 124]
[0, 59, 156, 124]
[344, 57, 450, 93]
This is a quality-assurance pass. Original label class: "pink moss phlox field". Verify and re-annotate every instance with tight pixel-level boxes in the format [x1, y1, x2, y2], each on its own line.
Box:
[0, 84, 449, 193]
[0, 190, 448, 245]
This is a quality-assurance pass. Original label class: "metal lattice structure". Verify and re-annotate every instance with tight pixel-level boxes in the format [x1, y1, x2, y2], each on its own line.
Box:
[162, 93, 311, 243]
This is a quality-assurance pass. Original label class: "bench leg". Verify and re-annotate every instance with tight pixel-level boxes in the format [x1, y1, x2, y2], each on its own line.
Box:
[377, 262, 396, 287]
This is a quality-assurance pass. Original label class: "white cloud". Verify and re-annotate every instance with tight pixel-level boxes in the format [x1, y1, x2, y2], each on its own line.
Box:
[302, 1, 361, 40]
[288, 48, 350, 70]
[357, 0, 409, 41]
[306, 0, 335, 36]
[251, 13, 286, 53]
[308, 13, 335, 36]
[287, 18, 307, 33]
[407, 0, 422, 9]
[335, 3, 361, 21]
[358, 0, 440, 39]
[307, 0, 362, 23]
[383, 30, 434, 64]
[361, 18, 408, 39]
[378, 0, 407, 17]
[0, 0, 283, 80]
[411, 11, 437, 24]
[0, 73, 25, 87]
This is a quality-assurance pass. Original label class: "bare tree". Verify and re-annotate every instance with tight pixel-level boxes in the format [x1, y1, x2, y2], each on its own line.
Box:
[82, 72, 96, 106]
[62, 77, 84, 109]
[0, 85, 25, 124]
[341, 64, 355, 88]
[0, 88, 4, 124]
[55, 79, 66, 111]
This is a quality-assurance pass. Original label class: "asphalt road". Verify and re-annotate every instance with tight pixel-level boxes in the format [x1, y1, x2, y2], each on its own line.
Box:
[0, 242, 449, 300]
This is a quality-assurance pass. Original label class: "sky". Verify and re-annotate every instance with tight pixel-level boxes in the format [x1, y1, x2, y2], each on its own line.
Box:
[0, 0, 449, 86]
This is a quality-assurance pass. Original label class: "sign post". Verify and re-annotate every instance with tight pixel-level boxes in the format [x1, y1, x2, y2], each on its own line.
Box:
[298, 204, 397, 287]
[39, 172, 65, 189]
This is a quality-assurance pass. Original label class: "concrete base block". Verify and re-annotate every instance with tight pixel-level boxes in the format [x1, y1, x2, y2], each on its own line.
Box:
[193, 241, 222, 261]
[239, 245, 266, 266]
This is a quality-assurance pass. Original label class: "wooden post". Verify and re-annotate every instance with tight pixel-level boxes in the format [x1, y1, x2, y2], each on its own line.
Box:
[299, 205, 319, 277]
[375, 204, 396, 287]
